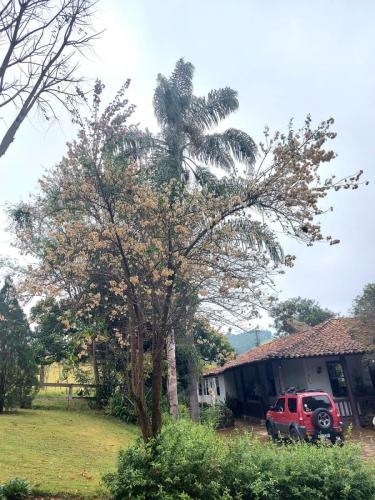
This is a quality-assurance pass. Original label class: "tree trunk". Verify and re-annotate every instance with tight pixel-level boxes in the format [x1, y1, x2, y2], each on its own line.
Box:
[166, 328, 179, 418]
[186, 306, 200, 421]
[0, 397, 4, 414]
[129, 312, 152, 442]
[187, 353, 200, 421]
[151, 331, 164, 436]
[92, 337, 101, 407]
[92, 337, 100, 386]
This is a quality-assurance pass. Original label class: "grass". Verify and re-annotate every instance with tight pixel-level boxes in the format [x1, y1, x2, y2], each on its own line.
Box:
[0, 398, 138, 498]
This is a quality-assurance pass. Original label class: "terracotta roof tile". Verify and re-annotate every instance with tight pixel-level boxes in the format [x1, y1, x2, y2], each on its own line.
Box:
[204, 318, 369, 376]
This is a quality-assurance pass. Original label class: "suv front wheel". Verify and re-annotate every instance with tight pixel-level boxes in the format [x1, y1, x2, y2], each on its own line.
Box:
[266, 421, 277, 441]
[289, 426, 302, 443]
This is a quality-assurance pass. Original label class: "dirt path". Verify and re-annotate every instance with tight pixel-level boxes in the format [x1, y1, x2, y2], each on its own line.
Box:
[219, 419, 375, 458]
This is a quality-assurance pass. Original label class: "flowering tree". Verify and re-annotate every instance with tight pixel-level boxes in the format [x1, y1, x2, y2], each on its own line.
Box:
[10, 81, 363, 441]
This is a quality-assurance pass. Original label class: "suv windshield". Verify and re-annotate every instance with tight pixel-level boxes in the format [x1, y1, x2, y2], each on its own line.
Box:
[302, 395, 331, 412]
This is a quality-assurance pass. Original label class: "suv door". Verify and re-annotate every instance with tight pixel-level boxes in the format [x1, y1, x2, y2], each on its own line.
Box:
[273, 397, 286, 434]
[286, 396, 298, 428]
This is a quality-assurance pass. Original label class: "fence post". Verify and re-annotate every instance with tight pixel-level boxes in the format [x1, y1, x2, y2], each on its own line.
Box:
[67, 385, 73, 410]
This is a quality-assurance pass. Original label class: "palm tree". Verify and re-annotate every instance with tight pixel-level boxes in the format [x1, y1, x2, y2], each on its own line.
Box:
[122, 59, 278, 421]
[125, 58, 257, 186]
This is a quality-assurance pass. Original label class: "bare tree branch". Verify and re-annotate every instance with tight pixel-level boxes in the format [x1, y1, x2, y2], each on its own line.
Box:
[0, 0, 101, 159]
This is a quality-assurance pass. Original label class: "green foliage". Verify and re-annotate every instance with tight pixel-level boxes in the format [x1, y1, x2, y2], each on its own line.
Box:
[352, 282, 375, 359]
[271, 296, 335, 336]
[0, 479, 32, 499]
[194, 319, 235, 366]
[30, 298, 72, 365]
[106, 391, 138, 424]
[103, 419, 226, 499]
[200, 403, 234, 429]
[104, 419, 375, 500]
[353, 283, 375, 318]
[0, 277, 38, 412]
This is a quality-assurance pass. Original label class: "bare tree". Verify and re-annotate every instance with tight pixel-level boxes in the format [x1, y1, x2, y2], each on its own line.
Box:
[0, 0, 99, 158]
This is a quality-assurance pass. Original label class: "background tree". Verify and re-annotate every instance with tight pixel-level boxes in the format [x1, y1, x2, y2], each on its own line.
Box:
[0, 276, 38, 412]
[352, 283, 375, 354]
[31, 299, 72, 375]
[0, 0, 98, 158]
[175, 317, 235, 406]
[270, 296, 336, 336]
[193, 317, 235, 367]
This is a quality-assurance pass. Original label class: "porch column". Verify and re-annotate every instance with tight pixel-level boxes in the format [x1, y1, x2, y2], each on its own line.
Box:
[277, 362, 285, 393]
[239, 367, 247, 403]
[340, 355, 361, 427]
[255, 363, 265, 417]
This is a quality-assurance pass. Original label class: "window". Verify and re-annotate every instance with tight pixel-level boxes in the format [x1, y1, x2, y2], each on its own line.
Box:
[215, 376, 221, 396]
[275, 398, 285, 412]
[302, 395, 331, 412]
[327, 361, 348, 397]
[198, 381, 202, 396]
[288, 397, 297, 413]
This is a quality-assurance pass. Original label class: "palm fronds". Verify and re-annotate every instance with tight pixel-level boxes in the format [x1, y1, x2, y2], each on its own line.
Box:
[225, 218, 284, 264]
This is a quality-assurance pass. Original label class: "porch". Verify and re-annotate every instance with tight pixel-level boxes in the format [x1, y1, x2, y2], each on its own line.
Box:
[202, 354, 375, 427]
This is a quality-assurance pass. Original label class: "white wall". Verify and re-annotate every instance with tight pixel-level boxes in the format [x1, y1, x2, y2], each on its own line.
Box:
[280, 359, 308, 391]
[303, 356, 339, 393]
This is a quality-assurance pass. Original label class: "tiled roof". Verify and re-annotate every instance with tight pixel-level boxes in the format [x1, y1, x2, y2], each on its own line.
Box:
[204, 318, 369, 376]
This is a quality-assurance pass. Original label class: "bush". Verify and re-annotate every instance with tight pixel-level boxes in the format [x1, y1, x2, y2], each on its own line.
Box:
[106, 391, 138, 424]
[104, 419, 375, 500]
[200, 403, 234, 429]
[0, 479, 32, 499]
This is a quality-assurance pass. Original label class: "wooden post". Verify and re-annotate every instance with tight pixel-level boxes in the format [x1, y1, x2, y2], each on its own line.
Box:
[340, 356, 361, 427]
[239, 367, 247, 403]
[67, 385, 73, 411]
[255, 363, 265, 418]
[277, 363, 285, 393]
[39, 365, 45, 386]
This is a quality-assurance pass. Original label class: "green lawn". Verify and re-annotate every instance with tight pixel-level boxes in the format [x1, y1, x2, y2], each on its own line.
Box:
[0, 398, 138, 498]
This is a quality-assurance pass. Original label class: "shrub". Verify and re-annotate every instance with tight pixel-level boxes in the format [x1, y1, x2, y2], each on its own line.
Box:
[200, 403, 234, 429]
[0, 479, 32, 499]
[104, 419, 375, 500]
[106, 391, 138, 424]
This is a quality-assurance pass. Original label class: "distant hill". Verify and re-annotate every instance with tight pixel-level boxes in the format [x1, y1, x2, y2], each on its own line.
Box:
[225, 330, 272, 354]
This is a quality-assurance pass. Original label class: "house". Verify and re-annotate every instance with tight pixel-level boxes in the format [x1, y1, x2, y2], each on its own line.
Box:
[199, 318, 375, 426]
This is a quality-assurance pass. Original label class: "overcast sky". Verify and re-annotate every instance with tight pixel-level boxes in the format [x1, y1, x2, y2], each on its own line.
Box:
[1, 0, 374, 328]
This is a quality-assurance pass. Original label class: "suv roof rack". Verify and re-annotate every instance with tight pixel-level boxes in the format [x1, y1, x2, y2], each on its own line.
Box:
[282, 387, 324, 395]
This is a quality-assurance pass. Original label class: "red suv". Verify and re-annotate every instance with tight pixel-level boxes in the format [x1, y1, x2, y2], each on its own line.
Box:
[266, 389, 344, 444]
